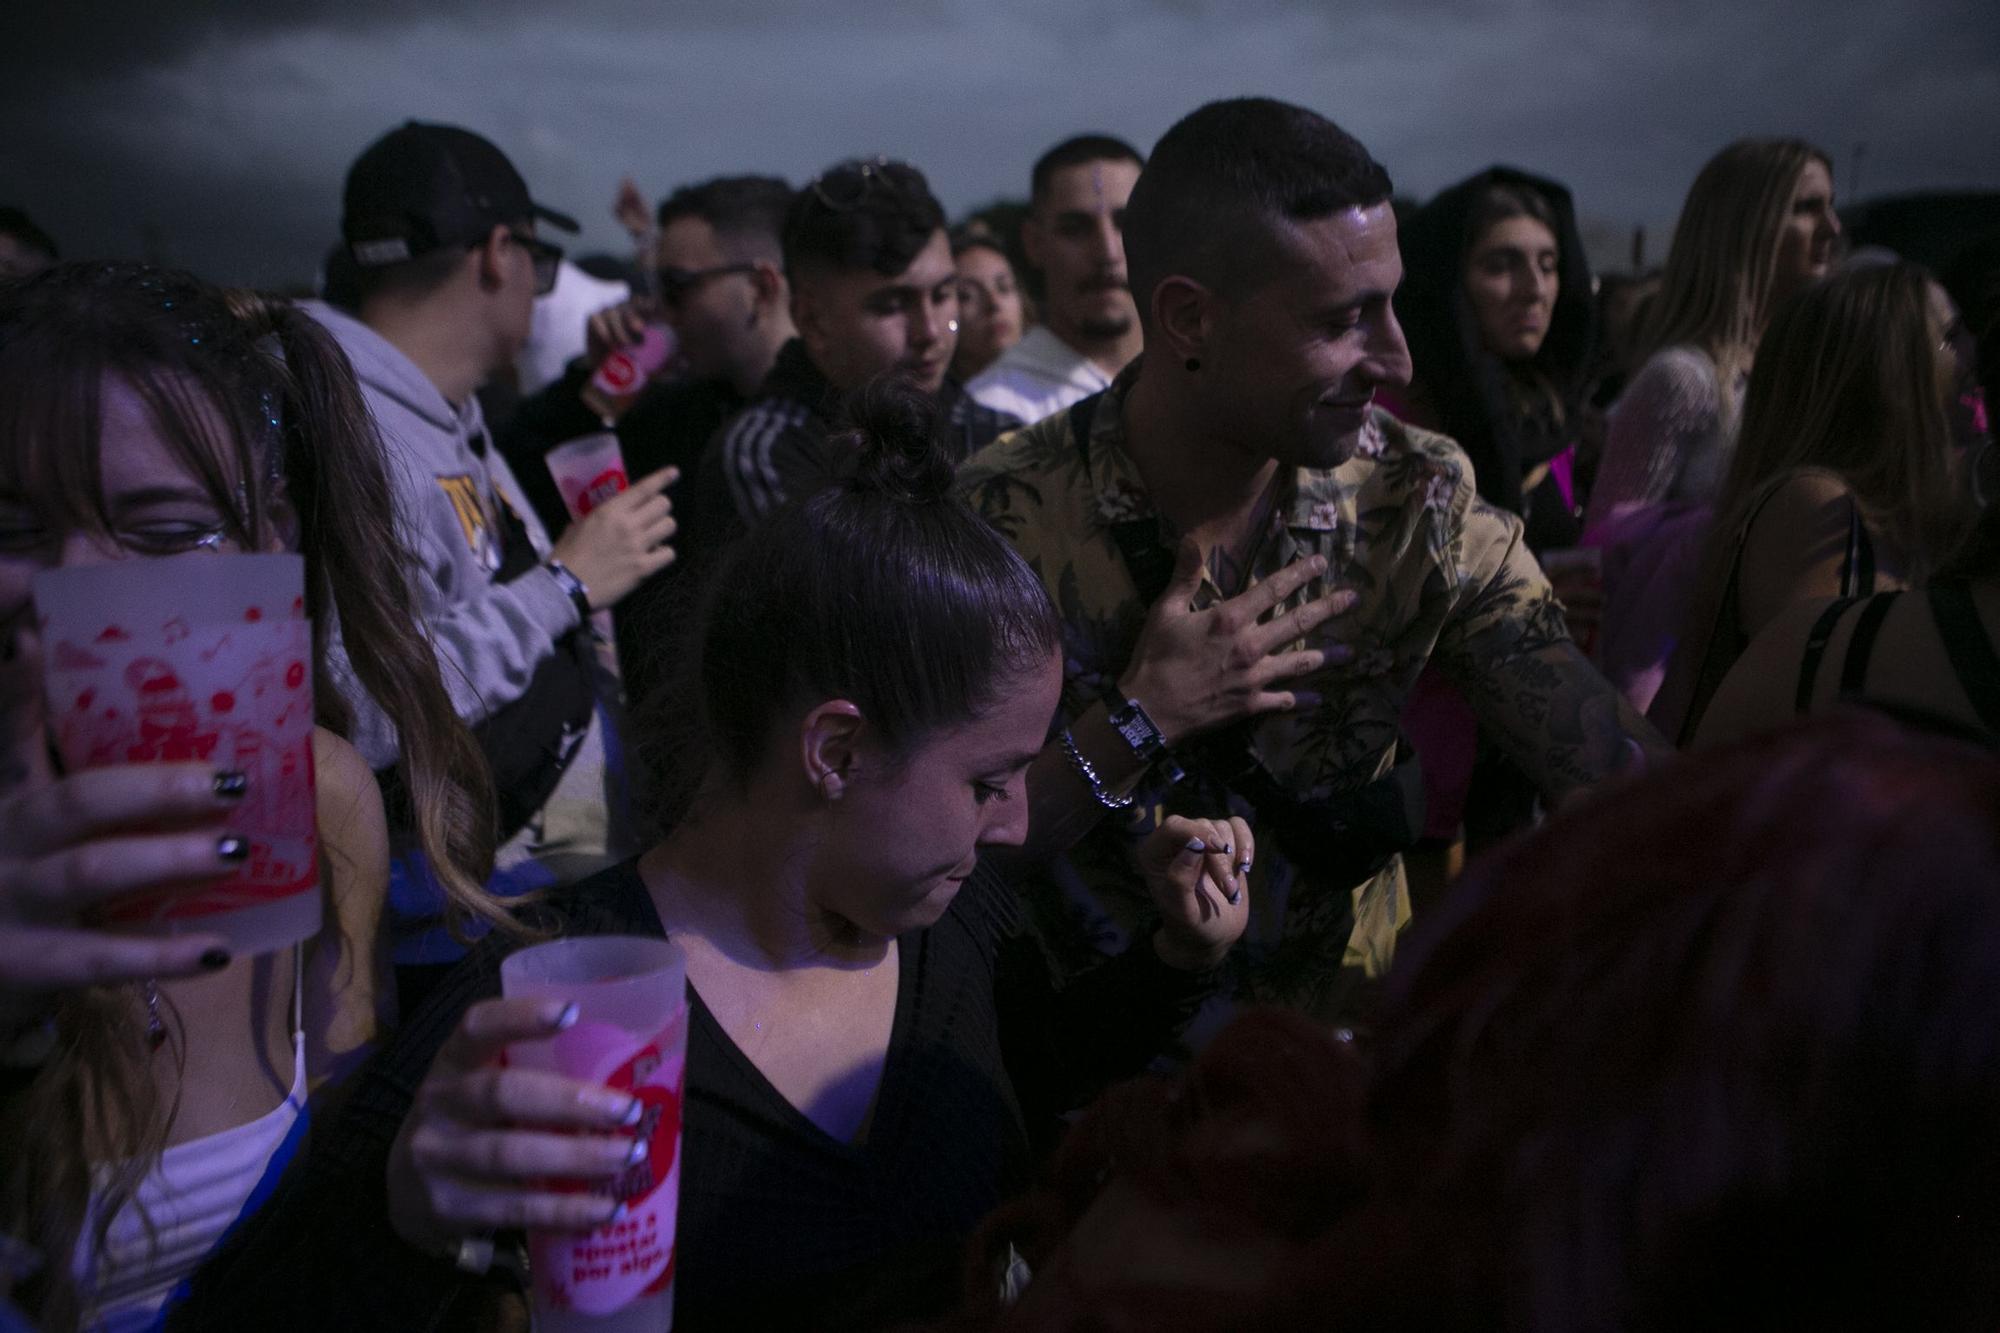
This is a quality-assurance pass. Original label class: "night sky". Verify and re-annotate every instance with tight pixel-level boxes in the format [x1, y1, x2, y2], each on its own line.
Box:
[6, 0, 1997, 286]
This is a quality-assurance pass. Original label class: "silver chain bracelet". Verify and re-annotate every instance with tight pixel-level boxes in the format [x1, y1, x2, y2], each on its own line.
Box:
[1059, 728, 1135, 810]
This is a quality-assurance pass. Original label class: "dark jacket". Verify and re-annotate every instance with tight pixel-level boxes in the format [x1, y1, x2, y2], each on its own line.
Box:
[699, 337, 1021, 531]
[1395, 166, 1596, 550]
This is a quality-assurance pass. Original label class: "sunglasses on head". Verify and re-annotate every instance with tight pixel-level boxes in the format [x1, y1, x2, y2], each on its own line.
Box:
[807, 156, 895, 212]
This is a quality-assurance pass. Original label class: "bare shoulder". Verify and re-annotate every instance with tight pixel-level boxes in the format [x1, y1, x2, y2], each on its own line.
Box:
[1740, 469, 1856, 582]
[312, 727, 389, 898]
[313, 728, 382, 833]
[1694, 596, 1835, 749]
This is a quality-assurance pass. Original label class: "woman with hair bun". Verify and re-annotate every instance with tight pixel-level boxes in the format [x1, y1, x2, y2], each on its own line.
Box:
[173, 380, 1252, 1332]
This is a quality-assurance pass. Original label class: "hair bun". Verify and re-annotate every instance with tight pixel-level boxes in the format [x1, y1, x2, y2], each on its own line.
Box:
[837, 377, 957, 505]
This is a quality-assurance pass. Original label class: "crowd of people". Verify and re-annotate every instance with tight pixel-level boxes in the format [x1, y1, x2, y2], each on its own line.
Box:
[1, 91, 1996, 1331]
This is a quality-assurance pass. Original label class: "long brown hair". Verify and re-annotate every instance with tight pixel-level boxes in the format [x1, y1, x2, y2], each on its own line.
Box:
[1658, 262, 1971, 742]
[0, 263, 505, 1327]
[1640, 138, 1829, 396]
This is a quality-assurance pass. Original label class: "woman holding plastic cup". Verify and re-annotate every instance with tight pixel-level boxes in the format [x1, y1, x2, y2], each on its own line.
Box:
[170, 381, 1252, 1331]
[0, 263, 500, 1331]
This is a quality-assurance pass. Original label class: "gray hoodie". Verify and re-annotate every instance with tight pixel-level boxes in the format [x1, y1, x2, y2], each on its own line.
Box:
[302, 300, 583, 770]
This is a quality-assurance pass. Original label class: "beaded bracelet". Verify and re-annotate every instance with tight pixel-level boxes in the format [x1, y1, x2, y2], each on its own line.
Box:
[1059, 728, 1135, 811]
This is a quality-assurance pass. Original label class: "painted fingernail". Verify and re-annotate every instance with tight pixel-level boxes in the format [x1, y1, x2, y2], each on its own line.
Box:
[620, 1096, 644, 1127]
[1236, 860, 1253, 877]
[1225, 886, 1242, 905]
[604, 1201, 629, 1224]
[1183, 837, 1207, 854]
[200, 948, 231, 971]
[216, 835, 249, 862]
[212, 770, 248, 799]
[624, 1136, 649, 1166]
[551, 1002, 581, 1031]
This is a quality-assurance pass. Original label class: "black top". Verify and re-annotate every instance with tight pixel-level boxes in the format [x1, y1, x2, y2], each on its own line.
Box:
[169, 858, 1213, 1332]
[493, 368, 747, 712]
[1796, 582, 2000, 738]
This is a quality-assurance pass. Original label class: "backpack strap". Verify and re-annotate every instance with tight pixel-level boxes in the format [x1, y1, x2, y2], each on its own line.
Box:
[1928, 582, 2000, 735]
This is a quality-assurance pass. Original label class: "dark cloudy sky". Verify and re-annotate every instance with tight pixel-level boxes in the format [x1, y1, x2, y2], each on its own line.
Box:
[6, 0, 1997, 286]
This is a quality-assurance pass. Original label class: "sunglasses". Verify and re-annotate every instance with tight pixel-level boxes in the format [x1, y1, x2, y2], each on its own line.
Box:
[807, 156, 896, 212]
[653, 262, 759, 307]
[503, 230, 565, 296]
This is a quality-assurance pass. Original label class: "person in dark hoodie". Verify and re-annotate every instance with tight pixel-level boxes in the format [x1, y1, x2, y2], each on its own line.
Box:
[1390, 167, 1597, 551]
[694, 157, 1020, 539]
[1390, 168, 1598, 863]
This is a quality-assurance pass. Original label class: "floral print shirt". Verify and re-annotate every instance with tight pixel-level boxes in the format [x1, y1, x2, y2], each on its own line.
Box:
[958, 369, 1570, 1026]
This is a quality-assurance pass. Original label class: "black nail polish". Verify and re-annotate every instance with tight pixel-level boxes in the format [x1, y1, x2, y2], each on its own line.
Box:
[200, 948, 231, 970]
[212, 771, 249, 799]
[217, 835, 250, 862]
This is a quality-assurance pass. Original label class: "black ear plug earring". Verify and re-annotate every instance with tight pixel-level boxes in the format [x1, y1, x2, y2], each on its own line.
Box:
[1184, 357, 1201, 372]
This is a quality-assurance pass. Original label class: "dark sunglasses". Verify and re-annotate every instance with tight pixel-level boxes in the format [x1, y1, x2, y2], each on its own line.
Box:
[503, 230, 565, 296]
[653, 262, 759, 306]
[807, 156, 894, 212]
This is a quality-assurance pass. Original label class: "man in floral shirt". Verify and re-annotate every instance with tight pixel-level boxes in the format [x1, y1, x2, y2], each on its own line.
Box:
[960, 98, 1664, 1029]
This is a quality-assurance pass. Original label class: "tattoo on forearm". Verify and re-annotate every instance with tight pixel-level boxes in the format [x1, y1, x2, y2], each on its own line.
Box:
[1454, 625, 1669, 797]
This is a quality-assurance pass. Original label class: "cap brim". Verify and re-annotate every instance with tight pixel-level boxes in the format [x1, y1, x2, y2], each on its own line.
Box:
[533, 202, 580, 234]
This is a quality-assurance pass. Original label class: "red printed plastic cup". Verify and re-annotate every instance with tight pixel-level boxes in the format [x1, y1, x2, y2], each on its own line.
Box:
[32, 553, 320, 957]
[546, 432, 631, 522]
[502, 936, 689, 1332]
[581, 323, 677, 422]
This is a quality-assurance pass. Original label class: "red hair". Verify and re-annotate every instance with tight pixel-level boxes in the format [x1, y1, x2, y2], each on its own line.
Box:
[949, 712, 2000, 1331]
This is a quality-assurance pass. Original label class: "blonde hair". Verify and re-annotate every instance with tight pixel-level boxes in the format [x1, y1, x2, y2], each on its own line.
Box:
[1641, 138, 1830, 396]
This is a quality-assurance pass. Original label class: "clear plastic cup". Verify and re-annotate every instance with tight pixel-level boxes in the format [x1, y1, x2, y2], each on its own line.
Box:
[33, 553, 320, 957]
[546, 433, 632, 523]
[502, 935, 689, 1332]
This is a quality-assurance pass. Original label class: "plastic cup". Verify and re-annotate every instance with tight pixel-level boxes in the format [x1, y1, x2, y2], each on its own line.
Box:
[581, 324, 677, 422]
[32, 553, 320, 956]
[546, 432, 632, 523]
[502, 936, 689, 1332]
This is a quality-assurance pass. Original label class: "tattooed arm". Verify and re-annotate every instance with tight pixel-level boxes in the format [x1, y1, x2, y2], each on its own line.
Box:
[1435, 503, 1670, 799]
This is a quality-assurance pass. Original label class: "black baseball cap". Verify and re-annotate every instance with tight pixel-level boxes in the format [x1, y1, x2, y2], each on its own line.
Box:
[341, 121, 579, 268]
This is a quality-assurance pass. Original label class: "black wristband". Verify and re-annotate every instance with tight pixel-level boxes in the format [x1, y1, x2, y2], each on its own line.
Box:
[544, 558, 593, 622]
